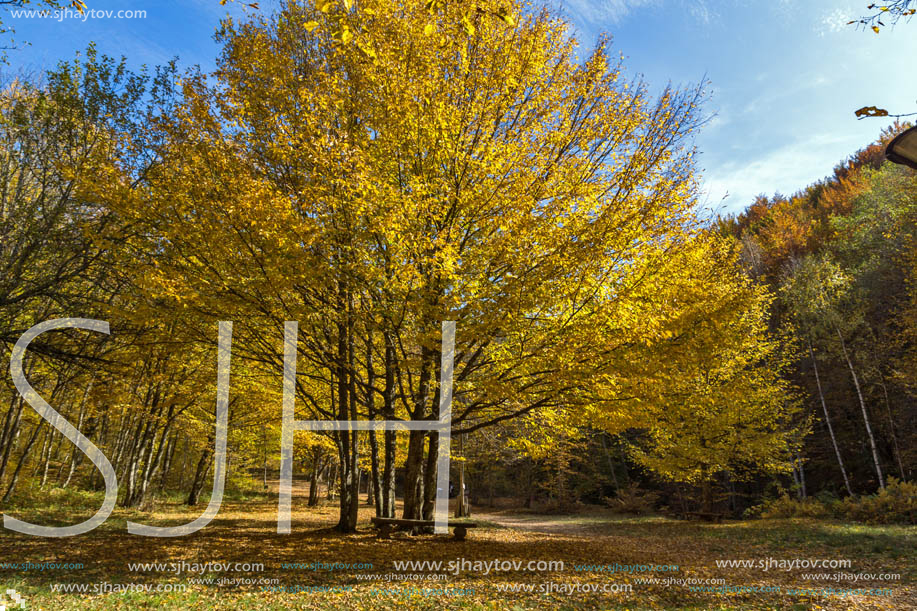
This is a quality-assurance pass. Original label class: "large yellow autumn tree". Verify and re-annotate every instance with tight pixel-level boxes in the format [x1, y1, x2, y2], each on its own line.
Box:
[98, 0, 798, 530]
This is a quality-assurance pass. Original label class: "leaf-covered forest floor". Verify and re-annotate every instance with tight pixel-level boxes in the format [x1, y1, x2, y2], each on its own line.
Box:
[0, 493, 912, 610]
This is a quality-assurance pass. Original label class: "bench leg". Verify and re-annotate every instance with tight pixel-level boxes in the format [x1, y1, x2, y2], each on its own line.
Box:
[378, 524, 393, 540]
[453, 526, 467, 541]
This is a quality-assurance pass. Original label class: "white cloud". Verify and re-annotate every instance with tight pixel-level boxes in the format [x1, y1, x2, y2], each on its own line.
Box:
[562, 0, 724, 24]
[700, 132, 855, 215]
[819, 7, 855, 36]
[561, 0, 658, 24]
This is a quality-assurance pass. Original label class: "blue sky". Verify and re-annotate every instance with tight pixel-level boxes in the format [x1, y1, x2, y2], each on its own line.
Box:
[5, 0, 916, 216]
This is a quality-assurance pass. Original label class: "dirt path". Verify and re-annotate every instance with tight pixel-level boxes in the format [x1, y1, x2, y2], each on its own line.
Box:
[474, 511, 602, 536]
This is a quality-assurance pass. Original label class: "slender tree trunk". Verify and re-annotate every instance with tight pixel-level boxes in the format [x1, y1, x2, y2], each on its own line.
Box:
[40, 426, 54, 488]
[159, 433, 177, 492]
[186, 449, 212, 506]
[308, 457, 323, 507]
[261, 425, 269, 490]
[2, 421, 43, 503]
[132, 417, 173, 508]
[178, 436, 190, 490]
[700, 464, 713, 513]
[795, 453, 807, 498]
[31, 426, 49, 478]
[600, 433, 620, 493]
[365, 334, 382, 514]
[727, 476, 737, 514]
[836, 327, 884, 489]
[791, 460, 801, 496]
[524, 460, 535, 509]
[368, 433, 382, 511]
[347, 305, 360, 530]
[0, 394, 23, 470]
[0, 400, 23, 483]
[810, 342, 853, 495]
[333, 300, 360, 533]
[455, 433, 470, 517]
[876, 375, 906, 481]
[325, 464, 338, 501]
[421, 381, 442, 523]
[422, 432, 439, 522]
[62, 381, 93, 489]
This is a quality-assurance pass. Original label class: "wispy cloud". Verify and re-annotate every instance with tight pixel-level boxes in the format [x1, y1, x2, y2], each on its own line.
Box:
[819, 7, 855, 36]
[561, 0, 723, 25]
[701, 131, 855, 214]
[561, 0, 657, 24]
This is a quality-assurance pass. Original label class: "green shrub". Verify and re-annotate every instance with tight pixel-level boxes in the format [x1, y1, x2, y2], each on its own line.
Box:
[839, 479, 916, 524]
[3, 478, 106, 511]
[748, 479, 916, 524]
[752, 494, 832, 519]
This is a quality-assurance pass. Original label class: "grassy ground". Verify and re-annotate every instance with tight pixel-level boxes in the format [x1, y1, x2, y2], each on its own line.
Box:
[0, 494, 912, 610]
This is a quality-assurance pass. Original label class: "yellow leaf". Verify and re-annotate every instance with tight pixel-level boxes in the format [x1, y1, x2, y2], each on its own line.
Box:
[304, 20, 320, 32]
[424, 23, 436, 36]
[356, 39, 377, 59]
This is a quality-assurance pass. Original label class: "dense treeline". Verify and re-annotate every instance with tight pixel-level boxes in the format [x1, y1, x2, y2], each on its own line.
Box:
[0, 0, 910, 530]
[721, 126, 916, 497]
[463, 125, 917, 518]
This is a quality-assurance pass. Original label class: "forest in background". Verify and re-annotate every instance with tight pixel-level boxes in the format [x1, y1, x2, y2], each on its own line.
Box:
[0, 0, 913, 535]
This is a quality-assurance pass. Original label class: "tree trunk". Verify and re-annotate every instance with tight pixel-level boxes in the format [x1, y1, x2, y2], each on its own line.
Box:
[31, 425, 49, 478]
[159, 433, 177, 492]
[836, 327, 884, 489]
[0, 399, 24, 483]
[402, 430, 426, 520]
[131, 417, 173, 508]
[39, 426, 54, 487]
[326, 461, 337, 500]
[422, 431, 438, 522]
[421, 381, 442, 523]
[347, 307, 360, 530]
[333, 301, 360, 533]
[700, 465, 712, 513]
[876, 374, 906, 481]
[186, 446, 213, 506]
[455, 434, 470, 517]
[600, 433, 621, 493]
[810, 342, 853, 495]
[308, 457, 323, 507]
[62, 381, 93, 489]
[793, 452, 807, 499]
[381, 336, 397, 518]
[2, 421, 43, 503]
[369, 432, 382, 512]
[402, 346, 433, 520]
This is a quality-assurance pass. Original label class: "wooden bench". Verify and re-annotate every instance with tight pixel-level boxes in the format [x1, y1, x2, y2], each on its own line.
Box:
[370, 517, 478, 541]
